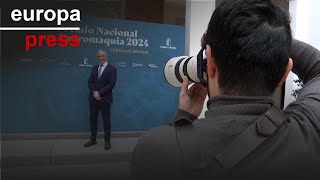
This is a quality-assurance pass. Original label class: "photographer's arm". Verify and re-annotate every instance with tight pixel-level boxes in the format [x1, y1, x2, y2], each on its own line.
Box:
[171, 76, 207, 125]
[171, 109, 198, 126]
[290, 39, 320, 84]
[286, 39, 320, 122]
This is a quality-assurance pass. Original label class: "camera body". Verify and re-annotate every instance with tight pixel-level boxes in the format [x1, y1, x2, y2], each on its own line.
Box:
[164, 47, 208, 87]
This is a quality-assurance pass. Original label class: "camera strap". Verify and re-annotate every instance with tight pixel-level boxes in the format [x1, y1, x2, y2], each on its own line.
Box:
[215, 104, 287, 168]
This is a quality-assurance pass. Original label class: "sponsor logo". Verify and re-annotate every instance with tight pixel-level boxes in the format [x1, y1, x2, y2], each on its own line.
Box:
[149, 64, 158, 68]
[119, 61, 127, 67]
[133, 62, 143, 67]
[40, 58, 56, 63]
[18, 58, 32, 62]
[160, 37, 177, 50]
[79, 58, 93, 67]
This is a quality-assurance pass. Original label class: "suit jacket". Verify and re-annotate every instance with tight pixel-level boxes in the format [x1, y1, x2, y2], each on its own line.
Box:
[88, 63, 117, 103]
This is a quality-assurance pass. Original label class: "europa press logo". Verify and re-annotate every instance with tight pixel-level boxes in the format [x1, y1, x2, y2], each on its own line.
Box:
[0, 9, 81, 51]
[160, 37, 177, 50]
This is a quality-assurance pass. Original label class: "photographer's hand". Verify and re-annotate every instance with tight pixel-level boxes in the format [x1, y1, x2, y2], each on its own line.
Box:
[179, 76, 207, 117]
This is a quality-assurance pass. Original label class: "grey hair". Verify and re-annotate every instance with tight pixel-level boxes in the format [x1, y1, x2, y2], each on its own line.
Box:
[96, 49, 107, 57]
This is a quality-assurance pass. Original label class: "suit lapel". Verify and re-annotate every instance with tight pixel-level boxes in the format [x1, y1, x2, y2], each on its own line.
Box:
[95, 65, 99, 80]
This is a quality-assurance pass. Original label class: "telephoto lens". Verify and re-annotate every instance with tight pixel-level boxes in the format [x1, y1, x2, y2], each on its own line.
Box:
[164, 47, 208, 87]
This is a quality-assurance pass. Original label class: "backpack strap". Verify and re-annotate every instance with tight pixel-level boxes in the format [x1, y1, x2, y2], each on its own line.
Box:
[215, 105, 287, 168]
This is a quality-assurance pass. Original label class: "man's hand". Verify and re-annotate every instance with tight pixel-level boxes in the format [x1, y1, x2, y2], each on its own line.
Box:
[93, 91, 102, 100]
[179, 76, 207, 117]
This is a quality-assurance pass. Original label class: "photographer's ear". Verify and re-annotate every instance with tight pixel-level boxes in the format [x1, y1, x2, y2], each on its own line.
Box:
[278, 58, 293, 87]
[206, 45, 217, 78]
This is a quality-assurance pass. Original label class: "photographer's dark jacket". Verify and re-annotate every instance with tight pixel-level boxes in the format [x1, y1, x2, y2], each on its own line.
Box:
[131, 39, 320, 180]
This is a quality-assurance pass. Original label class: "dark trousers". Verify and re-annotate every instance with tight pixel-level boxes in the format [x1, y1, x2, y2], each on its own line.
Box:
[89, 100, 111, 143]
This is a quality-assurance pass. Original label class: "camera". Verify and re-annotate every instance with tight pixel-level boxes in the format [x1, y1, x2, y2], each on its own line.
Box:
[164, 47, 208, 87]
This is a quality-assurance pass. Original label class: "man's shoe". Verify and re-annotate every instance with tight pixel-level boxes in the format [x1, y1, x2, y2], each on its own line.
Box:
[84, 140, 97, 147]
[104, 142, 111, 150]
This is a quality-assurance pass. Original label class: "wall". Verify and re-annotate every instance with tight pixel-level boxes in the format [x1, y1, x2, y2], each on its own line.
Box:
[0, 9, 185, 133]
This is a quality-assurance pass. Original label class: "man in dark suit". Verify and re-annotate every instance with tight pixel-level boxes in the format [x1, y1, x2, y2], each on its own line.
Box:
[84, 49, 117, 150]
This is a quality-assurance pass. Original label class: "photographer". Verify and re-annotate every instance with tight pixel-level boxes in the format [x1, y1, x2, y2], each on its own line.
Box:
[131, 0, 320, 179]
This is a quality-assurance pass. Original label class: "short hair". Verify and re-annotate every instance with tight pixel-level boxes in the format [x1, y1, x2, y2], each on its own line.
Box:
[96, 49, 107, 57]
[205, 0, 292, 96]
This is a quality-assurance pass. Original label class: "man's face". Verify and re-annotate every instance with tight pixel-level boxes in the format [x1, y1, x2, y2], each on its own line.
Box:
[97, 51, 107, 64]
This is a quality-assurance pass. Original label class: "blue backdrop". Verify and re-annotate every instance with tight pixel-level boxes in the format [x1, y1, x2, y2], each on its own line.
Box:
[1, 16, 185, 133]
